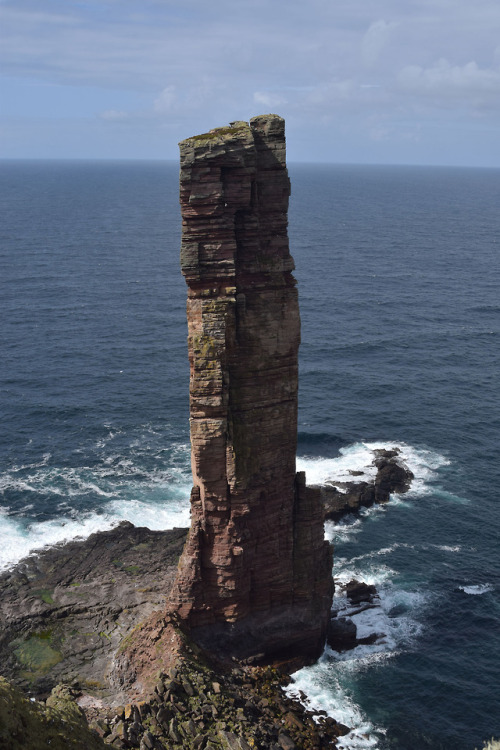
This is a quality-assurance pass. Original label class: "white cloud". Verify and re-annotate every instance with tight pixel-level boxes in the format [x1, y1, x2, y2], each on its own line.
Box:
[154, 85, 177, 112]
[361, 19, 397, 67]
[398, 58, 500, 106]
[2, 0, 500, 163]
[0, 7, 78, 27]
[253, 91, 288, 107]
[369, 126, 391, 142]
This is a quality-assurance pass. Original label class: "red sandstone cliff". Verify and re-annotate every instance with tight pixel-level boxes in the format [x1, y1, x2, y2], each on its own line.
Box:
[169, 115, 333, 666]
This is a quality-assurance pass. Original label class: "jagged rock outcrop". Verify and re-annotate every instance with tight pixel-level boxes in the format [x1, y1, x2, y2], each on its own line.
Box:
[316, 448, 415, 521]
[169, 115, 333, 666]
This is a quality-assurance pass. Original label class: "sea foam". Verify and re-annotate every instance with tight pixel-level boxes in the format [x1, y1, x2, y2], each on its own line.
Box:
[0, 496, 191, 572]
[459, 583, 493, 595]
[297, 440, 450, 499]
[285, 651, 384, 749]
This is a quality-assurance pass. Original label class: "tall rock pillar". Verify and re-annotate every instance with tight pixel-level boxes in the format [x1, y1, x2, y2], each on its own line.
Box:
[169, 115, 333, 665]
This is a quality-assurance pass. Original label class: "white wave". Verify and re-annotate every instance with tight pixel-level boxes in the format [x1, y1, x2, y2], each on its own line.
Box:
[0, 466, 115, 498]
[7, 453, 52, 472]
[334, 563, 395, 589]
[0, 493, 191, 572]
[297, 444, 378, 485]
[286, 651, 384, 749]
[0, 476, 39, 493]
[0, 451, 192, 501]
[432, 488, 470, 504]
[459, 583, 493, 595]
[325, 517, 363, 544]
[298, 440, 450, 499]
[286, 572, 429, 747]
[329, 559, 429, 666]
[341, 543, 417, 565]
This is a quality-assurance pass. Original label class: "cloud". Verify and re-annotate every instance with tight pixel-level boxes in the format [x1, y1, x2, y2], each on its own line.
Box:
[2, 0, 500, 163]
[361, 19, 397, 67]
[154, 86, 177, 112]
[398, 58, 500, 108]
[253, 91, 288, 108]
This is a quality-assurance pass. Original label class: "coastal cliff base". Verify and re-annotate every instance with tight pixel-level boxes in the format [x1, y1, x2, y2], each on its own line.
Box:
[0, 449, 412, 748]
[0, 522, 349, 749]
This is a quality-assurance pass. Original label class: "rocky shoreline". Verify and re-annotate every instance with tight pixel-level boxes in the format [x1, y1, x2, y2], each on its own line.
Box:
[0, 447, 413, 749]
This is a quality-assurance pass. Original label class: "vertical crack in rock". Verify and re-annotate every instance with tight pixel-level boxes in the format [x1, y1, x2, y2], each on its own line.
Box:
[169, 115, 333, 666]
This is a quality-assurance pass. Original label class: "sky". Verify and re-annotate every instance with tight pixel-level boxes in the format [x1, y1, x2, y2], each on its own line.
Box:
[1, 0, 500, 166]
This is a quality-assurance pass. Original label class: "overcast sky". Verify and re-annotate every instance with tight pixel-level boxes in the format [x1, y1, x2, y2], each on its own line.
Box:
[1, 0, 500, 165]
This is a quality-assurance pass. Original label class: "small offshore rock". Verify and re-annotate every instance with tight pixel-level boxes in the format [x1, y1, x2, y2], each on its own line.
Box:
[345, 580, 377, 605]
[327, 617, 358, 651]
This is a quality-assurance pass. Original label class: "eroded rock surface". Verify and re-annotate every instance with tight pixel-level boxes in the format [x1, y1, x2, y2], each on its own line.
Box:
[169, 115, 333, 666]
[0, 522, 186, 699]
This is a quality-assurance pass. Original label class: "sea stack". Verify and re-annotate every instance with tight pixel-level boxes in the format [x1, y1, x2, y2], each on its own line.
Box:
[169, 115, 333, 665]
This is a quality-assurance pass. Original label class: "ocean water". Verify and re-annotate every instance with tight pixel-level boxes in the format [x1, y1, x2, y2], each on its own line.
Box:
[1, 160, 499, 749]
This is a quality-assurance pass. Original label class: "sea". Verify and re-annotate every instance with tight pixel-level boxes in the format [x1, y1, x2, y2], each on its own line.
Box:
[1, 160, 499, 749]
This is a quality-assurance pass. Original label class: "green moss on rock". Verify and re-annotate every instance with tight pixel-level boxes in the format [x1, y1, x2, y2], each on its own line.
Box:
[12, 630, 63, 678]
[31, 588, 55, 604]
[184, 124, 249, 144]
[0, 678, 106, 750]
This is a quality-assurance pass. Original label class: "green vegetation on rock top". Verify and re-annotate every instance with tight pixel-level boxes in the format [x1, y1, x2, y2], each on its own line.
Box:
[0, 678, 106, 750]
[183, 124, 250, 144]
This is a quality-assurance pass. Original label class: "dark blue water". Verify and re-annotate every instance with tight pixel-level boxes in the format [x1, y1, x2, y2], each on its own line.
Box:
[1, 160, 499, 749]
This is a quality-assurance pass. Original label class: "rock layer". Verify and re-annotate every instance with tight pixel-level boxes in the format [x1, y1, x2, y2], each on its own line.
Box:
[169, 115, 333, 665]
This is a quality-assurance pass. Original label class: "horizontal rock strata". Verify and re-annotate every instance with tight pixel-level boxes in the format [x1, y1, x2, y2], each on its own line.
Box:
[169, 115, 333, 666]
